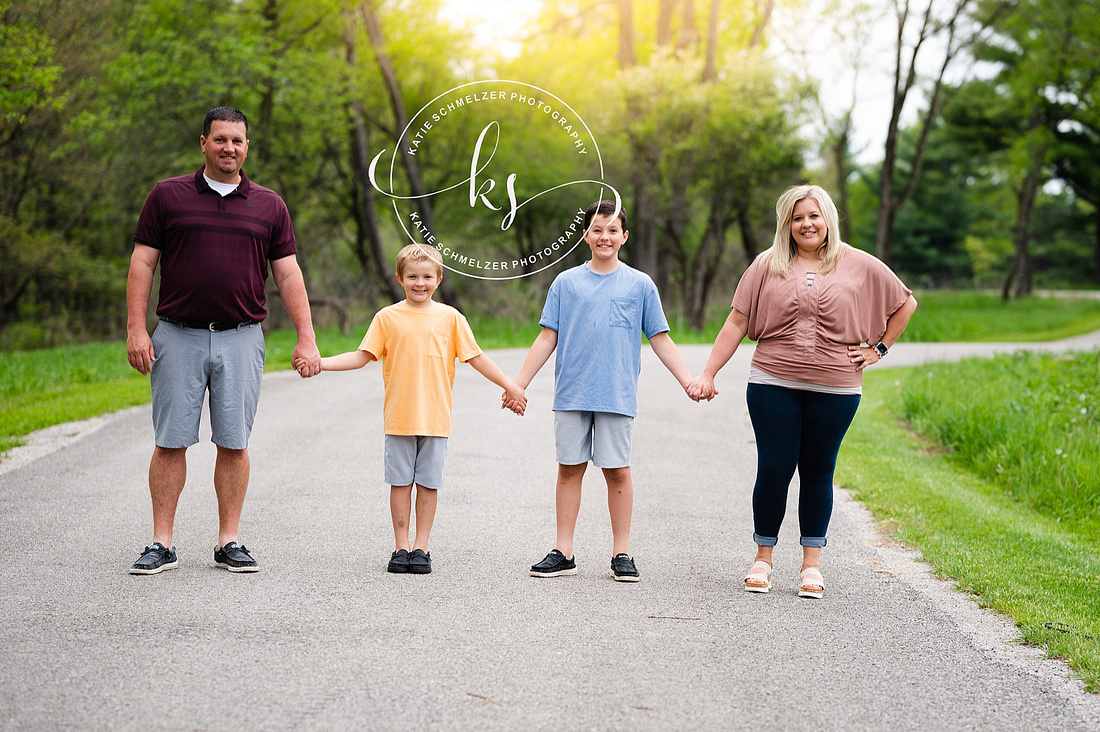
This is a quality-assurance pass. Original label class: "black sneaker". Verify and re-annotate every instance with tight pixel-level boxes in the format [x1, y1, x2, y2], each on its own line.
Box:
[408, 548, 432, 574]
[611, 553, 640, 582]
[214, 542, 259, 573]
[530, 549, 577, 577]
[387, 549, 411, 573]
[129, 543, 178, 575]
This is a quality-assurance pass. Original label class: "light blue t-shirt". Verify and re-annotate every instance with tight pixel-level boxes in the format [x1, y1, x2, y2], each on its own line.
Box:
[540, 262, 670, 417]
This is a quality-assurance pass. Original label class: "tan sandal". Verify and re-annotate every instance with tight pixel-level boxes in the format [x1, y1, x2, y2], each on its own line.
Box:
[799, 567, 824, 599]
[744, 560, 772, 593]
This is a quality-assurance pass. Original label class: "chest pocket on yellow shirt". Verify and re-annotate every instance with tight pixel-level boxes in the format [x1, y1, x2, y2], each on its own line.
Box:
[609, 297, 638, 329]
[429, 328, 450, 359]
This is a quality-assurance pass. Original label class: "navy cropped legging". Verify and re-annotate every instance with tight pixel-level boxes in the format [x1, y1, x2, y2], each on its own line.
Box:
[745, 383, 861, 548]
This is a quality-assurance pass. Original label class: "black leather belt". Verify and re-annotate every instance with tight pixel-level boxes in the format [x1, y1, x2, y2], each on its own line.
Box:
[161, 318, 258, 332]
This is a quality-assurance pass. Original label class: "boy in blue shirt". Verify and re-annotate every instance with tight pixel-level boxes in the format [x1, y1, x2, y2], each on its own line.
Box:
[514, 200, 693, 581]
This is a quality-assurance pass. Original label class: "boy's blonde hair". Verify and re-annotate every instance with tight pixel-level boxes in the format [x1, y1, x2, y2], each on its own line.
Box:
[395, 243, 444, 277]
[759, 185, 846, 276]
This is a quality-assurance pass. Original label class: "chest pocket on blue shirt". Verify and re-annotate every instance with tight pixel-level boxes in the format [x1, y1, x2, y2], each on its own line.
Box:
[429, 329, 449, 358]
[610, 297, 638, 329]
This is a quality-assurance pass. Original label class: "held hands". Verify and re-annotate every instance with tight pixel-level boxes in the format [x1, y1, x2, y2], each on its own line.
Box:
[501, 384, 527, 416]
[293, 344, 322, 378]
[848, 344, 881, 371]
[685, 374, 718, 402]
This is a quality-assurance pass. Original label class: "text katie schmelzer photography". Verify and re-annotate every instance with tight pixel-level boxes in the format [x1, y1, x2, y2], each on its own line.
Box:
[367, 80, 620, 280]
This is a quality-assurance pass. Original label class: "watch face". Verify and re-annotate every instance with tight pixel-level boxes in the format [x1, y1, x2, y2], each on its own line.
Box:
[875, 343, 888, 357]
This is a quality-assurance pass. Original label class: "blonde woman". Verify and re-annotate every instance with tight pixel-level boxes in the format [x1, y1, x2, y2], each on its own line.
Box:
[687, 185, 917, 598]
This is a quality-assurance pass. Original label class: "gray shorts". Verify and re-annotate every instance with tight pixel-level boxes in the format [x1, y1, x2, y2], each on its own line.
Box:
[384, 435, 448, 490]
[554, 411, 634, 469]
[150, 321, 265, 450]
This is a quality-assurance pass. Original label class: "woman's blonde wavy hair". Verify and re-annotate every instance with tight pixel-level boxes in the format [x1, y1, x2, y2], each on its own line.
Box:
[759, 185, 845, 276]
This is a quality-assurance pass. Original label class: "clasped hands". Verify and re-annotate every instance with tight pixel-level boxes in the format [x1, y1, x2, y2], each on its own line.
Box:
[292, 353, 322, 378]
[685, 374, 717, 402]
[500, 385, 526, 416]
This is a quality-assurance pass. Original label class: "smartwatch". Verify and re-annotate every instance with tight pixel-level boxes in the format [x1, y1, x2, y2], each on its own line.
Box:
[873, 342, 889, 358]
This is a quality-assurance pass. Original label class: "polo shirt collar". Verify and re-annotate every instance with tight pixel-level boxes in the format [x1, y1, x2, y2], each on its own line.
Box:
[193, 167, 251, 197]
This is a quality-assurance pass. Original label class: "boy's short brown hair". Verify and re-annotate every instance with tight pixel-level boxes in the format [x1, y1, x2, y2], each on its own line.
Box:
[583, 199, 628, 232]
[395, 243, 444, 277]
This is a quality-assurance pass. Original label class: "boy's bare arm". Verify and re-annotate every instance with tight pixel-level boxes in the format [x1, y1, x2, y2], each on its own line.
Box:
[514, 327, 558, 389]
[466, 353, 527, 415]
[648, 331, 693, 391]
[316, 349, 376, 372]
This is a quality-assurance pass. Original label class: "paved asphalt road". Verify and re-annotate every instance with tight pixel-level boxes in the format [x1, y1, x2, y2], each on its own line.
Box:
[2, 334, 1100, 731]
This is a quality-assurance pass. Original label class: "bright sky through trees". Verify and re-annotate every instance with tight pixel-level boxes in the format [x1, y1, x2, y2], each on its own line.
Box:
[438, 0, 541, 58]
[437, 0, 898, 161]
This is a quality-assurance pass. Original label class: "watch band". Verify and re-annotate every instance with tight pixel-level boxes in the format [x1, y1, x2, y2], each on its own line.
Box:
[874, 342, 889, 358]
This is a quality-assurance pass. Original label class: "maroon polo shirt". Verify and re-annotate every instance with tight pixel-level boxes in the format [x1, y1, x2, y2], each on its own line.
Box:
[133, 167, 297, 323]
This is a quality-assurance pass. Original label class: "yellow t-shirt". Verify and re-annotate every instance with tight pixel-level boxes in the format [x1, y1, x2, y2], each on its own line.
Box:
[360, 300, 482, 437]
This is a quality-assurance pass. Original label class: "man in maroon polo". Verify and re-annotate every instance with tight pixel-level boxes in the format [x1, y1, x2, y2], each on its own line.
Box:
[125, 106, 321, 575]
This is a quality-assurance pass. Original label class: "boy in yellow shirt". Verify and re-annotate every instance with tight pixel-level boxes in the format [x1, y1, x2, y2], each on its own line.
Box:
[306, 244, 526, 574]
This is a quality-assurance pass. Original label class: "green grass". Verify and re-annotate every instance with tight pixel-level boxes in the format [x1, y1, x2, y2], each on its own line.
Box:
[899, 351, 1100, 534]
[837, 365, 1100, 692]
[902, 290, 1100, 342]
[0, 342, 153, 454]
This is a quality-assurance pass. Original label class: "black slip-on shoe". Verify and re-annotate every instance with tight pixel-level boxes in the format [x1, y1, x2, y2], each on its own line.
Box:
[388, 549, 411, 573]
[611, 553, 640, 582]
[129, 543, 178, 575]
[214, 542, 259, 573]
[408, 548, 432, 574]
[530, 549, 577, 577]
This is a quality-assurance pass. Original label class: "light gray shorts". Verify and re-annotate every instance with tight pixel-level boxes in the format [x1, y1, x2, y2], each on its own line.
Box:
[149, 321, 265, 450]
[554, 410, 634, 469]
[384, 435, 448, 490]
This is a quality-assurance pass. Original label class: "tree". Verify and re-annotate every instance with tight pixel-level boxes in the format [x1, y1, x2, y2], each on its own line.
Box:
[806, 0, 883, 242]
[499, 1, 808, 327]
[361, 0, 462, 306]
[0, 0, 129, 345]
[874, 0, 988, 266]
[966, 0, 1100, 297]
[1054, 123, 1100, 283]
[618, 52, 805, 327]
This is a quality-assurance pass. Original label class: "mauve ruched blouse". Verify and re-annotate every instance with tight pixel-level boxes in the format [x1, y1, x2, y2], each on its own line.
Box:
[731, 244, 912, 388]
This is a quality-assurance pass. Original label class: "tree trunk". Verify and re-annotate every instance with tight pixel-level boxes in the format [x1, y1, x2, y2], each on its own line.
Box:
[361, 1, 460, 308]
[618, 5, 664, 294]
[1002, 155, 1044, 300]
[618, 0, 635, 68]
[1094, 204, 1100, 285]
[702, 0, 719, 82]
[678, 0, 698, 49]
[875, 0, 972, 265]
[686, 198, 730, 330]
[749, 0, 775, 47]
[657, 0, 678, 47]
[1002, 113, 1050, 301]
[738, 205, 759, 262]
[344, 10, 398, 304]
[632, 183, 662, 289]
[349, 106, 400, 303]
[830, 115, 853, 242]
[256, 0, 278, 175]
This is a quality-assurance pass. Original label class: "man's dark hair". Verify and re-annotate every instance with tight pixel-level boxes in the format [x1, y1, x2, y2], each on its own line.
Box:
[583, 199, 628, 231]
[203, 107, 249, 137]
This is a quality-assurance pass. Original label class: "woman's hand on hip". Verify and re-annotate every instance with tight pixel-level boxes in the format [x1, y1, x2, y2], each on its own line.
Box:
[848, 344, 881, 371]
